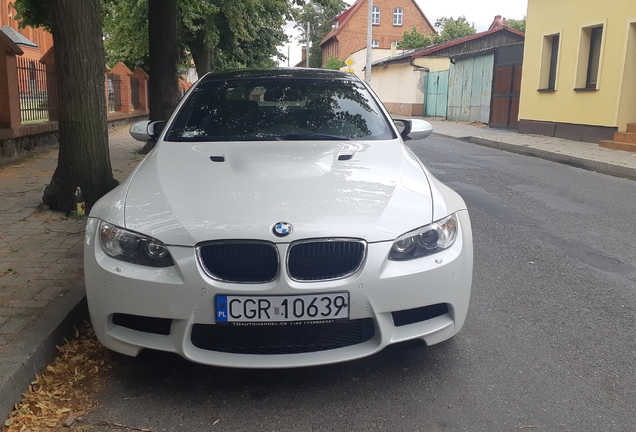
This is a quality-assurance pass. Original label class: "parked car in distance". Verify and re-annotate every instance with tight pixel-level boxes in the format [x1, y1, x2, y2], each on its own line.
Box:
[85, 68, 473, 368]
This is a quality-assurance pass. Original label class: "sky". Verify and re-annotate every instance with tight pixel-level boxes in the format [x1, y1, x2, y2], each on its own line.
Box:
[278, 0, 528, 67]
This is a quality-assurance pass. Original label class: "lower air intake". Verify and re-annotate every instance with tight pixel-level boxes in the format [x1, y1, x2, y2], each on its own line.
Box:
[191, 318, 375, 354]
[112, 313, 172, 335]
[391, 303, 449, 327]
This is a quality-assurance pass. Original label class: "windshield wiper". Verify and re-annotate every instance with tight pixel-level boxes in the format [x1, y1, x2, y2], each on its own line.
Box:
[277, 134, 350, 141]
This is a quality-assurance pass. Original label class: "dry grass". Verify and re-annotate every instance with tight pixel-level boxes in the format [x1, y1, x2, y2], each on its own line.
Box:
[3, 323, 111, 431]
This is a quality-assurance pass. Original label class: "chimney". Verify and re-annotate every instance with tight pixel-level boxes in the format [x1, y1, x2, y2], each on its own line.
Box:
[391, 41, 397, 57]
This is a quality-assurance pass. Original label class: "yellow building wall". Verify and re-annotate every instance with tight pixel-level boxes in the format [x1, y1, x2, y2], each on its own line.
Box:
[346, 48, 393, 82]
[372, 62, 424, 106]
[413, 57, 451, 73]
[369, 57, 450, 105]
[519, 0, 636, 131]
[616, 23, 636, 130]
[367, 57, 450, 116]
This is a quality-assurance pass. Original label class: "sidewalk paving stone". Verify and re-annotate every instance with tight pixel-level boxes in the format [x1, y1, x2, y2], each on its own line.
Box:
[424, 118, 636, 181]
[0, 125, 143, 417]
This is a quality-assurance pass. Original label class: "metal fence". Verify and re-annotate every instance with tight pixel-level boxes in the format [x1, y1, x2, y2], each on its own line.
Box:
[16, 56, 56, 123]
[131, 77, 141, 110]
[107, 73, 121, 112]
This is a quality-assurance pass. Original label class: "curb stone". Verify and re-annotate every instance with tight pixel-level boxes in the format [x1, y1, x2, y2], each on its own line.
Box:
[0, 283, 87, 417]
[431, 132, 636, 182]
[467, 136, 636, 181]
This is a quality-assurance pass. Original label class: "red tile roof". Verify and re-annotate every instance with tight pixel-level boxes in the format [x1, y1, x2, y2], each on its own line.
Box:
[488, 15, 509, 31]
[319, 0, 364, 47]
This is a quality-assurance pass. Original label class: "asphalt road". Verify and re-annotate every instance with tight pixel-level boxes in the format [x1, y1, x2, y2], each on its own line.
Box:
[84, 136, 636, 431]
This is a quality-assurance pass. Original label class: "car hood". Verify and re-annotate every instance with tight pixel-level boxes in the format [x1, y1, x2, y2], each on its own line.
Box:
[122, 140, 433, 246]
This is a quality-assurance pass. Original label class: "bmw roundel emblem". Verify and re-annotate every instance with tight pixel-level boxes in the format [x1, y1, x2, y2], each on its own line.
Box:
[273, 222, 293, 237]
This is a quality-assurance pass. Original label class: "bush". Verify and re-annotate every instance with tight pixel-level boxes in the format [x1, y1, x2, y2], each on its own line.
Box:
[324, 56, 345, 70]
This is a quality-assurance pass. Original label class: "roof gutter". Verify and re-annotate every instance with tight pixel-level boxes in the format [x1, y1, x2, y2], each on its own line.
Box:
[410, 59, 429, 72]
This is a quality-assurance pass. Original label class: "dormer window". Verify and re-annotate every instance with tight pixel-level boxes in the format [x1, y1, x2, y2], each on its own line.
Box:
[393, 8, 403, 26]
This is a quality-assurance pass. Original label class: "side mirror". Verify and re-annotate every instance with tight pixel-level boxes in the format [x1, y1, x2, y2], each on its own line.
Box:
[129, 120, 167, 142]
[149, 121, 166, 139]
[394, 118, 433, 141]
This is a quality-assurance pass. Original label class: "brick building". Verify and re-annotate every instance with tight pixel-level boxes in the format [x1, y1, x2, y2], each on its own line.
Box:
[0, 0, 52, 60]
[319, 0, 435, 66]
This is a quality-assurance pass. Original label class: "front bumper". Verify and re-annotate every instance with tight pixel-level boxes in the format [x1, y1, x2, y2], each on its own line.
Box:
[84, 210, 473, 368]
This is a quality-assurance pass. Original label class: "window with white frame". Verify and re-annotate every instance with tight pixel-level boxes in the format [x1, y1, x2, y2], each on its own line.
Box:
[372, 7, 380, 25]
[372, 39, 379, 48]
[393, 8, 403, 26]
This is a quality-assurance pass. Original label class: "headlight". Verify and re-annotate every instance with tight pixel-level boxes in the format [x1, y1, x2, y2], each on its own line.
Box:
[99, 221, 174, 267]
[388, 214, 458, 261]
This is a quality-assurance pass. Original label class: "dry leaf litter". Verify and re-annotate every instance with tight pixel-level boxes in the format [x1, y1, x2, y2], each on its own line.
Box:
[3, 323, 111, 431]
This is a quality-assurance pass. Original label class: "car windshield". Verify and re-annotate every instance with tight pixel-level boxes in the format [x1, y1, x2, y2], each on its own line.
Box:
[165, 77, 396, 142]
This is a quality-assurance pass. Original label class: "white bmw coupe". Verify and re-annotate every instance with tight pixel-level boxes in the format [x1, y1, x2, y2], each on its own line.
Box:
[85, 68, 473, 368]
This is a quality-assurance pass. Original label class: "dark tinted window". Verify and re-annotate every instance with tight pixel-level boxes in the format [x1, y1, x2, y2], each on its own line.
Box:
[165, 78, 395, 141]
[548, 34, 559, 90]
[586, 27, 602, 89]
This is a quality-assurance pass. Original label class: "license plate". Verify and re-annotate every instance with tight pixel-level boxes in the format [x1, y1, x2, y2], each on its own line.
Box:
[215, 292, 349, 324]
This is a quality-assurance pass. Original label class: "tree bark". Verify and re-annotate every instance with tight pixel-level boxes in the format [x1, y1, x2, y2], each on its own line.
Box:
[190, 29, 215, 78]
[42, 0, 118, 214]
[148, 0, 180, 121]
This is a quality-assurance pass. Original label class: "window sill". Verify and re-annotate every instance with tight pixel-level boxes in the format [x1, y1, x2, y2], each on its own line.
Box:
[537, 88, 555, 93]
[573, 87, 598, 92]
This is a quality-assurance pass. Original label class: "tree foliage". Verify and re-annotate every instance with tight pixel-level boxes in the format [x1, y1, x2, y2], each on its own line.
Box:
[434, 16, 476, 42]
[324, 55, 344, 70]
[398, 26, 434, 49]
[102, 0, 150, 71]
[398, 16, 476, 50]
[12, 0, 51, 28]
[102, 0, 291, 75]
[294, 0, 347, 68]
[508, 16, 526, 33]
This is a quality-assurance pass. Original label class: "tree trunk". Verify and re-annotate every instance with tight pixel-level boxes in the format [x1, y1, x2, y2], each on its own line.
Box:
[42, 0, 118, 214]
[191, 29, 215, 77]
[148, 0, 180, 121]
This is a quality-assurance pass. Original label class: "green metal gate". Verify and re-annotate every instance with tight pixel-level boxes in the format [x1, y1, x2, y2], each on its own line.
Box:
[447, 54, 494, 123]
[424, 70, 449, 117]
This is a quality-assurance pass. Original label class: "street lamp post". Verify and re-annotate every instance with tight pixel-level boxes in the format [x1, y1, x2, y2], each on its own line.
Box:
[365, 0, 373, 83]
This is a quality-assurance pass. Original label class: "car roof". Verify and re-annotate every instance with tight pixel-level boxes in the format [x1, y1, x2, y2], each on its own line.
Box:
[199, 68, 362, 83]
